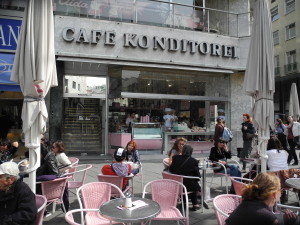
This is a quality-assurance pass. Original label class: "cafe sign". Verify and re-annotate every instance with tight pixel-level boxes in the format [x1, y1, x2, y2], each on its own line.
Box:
[62, 27, 238, 58]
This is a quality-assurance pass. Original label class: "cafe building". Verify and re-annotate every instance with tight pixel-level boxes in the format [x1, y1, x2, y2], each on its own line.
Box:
[0, 0, 253, 156]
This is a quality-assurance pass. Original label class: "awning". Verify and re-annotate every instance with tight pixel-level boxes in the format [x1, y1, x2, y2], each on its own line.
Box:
[0, 53, 21, 92]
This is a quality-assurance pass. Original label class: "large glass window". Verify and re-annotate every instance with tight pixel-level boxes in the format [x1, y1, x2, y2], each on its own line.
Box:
[109, 67, 229, 97]
[286, 23, 296, 40]
[285, 0, 295, 14]
[285, 50, 297, 73]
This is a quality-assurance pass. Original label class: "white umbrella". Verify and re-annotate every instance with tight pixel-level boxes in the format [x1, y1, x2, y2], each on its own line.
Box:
[244, 0, 275, 173]
[289, 83, 300, 121]
[11, 0, 57, 192]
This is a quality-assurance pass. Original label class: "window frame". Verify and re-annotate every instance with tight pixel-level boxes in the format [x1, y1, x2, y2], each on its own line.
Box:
[273, 30, 279, 45]
[285, 0, 295, 15]
[285, 23, 296, 40]
[271, 6, 279, 22]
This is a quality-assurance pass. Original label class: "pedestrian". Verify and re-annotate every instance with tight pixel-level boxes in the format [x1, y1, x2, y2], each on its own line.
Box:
[275, 118, 287, 150]
[241, 113, 256, 172]
[285, 116, 300, 165]
[213, 117, 224, 142]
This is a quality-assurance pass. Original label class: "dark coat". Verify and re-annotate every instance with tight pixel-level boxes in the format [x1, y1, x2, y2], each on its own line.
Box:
[169, 155, 201, 192]
[36, 151, 59, 177]
[0, 146, 18, 164]
[0, 179, 37, 225]
[241, 121, 255, 140]
[209, 146, 232, 172]
[125, 149, 140, 164]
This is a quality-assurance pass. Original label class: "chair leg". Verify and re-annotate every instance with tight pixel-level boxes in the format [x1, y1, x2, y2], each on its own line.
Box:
[52, 202, 56, 213]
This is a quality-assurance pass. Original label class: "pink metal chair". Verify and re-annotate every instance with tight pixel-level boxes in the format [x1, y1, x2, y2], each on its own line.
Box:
[35, 195, 47, 225]
[41, 177, 68, 213]
[209, 159, 241, 194]
[67, 157, 79, 181]
[230, 177, 252, 196]
[142, 179, 189, 225]
[97, 174, 132, 197]
[76, 182, 125, 225]
[213, 194, 242, 225]
[65, 209, 100, 225]
[63, 164, 92, 192]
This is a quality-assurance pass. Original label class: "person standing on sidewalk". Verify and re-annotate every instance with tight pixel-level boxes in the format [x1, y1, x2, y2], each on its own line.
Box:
[241, 113, 256, 173]
[285, 116, 300, 166]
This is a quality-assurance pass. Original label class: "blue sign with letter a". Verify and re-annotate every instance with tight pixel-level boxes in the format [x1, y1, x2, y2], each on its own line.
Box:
[0, 18, 22, 52]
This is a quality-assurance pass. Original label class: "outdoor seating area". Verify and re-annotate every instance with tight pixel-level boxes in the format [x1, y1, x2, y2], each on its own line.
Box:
[17, 152, 299, 225]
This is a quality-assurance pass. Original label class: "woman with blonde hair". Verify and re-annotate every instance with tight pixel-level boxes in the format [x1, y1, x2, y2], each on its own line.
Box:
[226, 173, 281, 225]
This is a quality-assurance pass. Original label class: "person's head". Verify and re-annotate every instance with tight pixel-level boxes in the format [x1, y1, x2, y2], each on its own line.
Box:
[126, 141, 137, 152]
[215, 138, 227, 148]
[0, 139, 11, 152]
[114, 148, 126, 162]
[218, 109, 225, 115]
[130, 112, 135, 118]
[182, 144, 193, 157]
[169, 137, 187, 156]
[276, 118, 283, 124]
[267, 136, 282, 153]
[287, 115, 293, 123]
[242, 173, 281, 207]
[216, 117, 224, 124]
[243, 113, 252, 123]
[0, 162, 19, 192]
[52, 141, 65, 154]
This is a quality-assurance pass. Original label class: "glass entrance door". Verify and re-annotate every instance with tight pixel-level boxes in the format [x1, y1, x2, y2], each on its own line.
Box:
[63, 76, 107, 155]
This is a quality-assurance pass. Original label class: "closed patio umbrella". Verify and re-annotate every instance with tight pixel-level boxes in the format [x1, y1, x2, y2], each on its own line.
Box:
[244, 0, 275, 173]
[11, 0, 57, 192]
[289, 83, 300, 121]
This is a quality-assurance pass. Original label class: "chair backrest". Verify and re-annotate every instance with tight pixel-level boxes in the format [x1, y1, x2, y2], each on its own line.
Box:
[68, 157, 79, 180]
[65, 208, 99, 225]
[35, 195, 47, 225]
[163, 158, 169, 169]
[41, 177, 68, 203]
[143, 179, 182, 207]
[213, 194, 242, 225]
[64, 164, 92, 189]
[230, 177, 253, 196]
[162, 171, 184, 183]
[97, 174, 124, 197]
[77, 182, 125, 209]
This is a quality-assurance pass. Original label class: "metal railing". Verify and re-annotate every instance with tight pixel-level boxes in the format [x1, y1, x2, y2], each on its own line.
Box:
[51, 0, 252, 38]
[284, 63, 297, 74]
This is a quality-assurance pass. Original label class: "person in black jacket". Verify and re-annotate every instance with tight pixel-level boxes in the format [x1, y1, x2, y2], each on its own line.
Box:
[0, 161, 36, 225]
[170, 144, 201, 211]
[0, 140, 19, 164]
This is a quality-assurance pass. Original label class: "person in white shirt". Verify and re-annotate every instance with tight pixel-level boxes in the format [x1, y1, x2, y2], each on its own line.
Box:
[266, 136, 289, 172]
[52, 141, 71, 173]
[163, 108, 175, 131]
[126, 112, 136, 126]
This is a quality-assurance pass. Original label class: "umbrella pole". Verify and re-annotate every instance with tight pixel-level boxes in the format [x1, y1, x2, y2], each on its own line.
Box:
[258, 128, 268, 173]
[28, 145, 40, 193]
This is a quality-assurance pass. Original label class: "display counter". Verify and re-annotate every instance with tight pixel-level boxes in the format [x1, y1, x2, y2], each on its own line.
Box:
[132, 123, 163, 150]
[164, 131, 214, 154]
[109, 133, 132, 148]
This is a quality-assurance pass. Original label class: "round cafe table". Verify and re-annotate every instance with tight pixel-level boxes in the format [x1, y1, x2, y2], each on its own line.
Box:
[285, 178, 300, 190]
[100, 197, 160, 225]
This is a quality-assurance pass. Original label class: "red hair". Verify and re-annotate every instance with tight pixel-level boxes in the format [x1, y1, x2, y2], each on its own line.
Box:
[243, 113, 253, 123]
[126, 141, 137, 151]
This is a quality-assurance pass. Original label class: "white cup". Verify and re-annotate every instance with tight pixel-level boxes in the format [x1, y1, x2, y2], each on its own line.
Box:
[125, 197, 132, 208]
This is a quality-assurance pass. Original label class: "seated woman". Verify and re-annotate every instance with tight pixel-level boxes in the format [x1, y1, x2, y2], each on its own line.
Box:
[226, 173, 281, 225]
[209, 138, 241, 178]
[267, 136, 289, 172]
[168, 137, 187, 167]
[170, 144, 201, 211]
[124, 141, 140, 175]
[52, 141, 71, 173]
[101, 148, 132, 190]
[0, 139, 19, 164]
